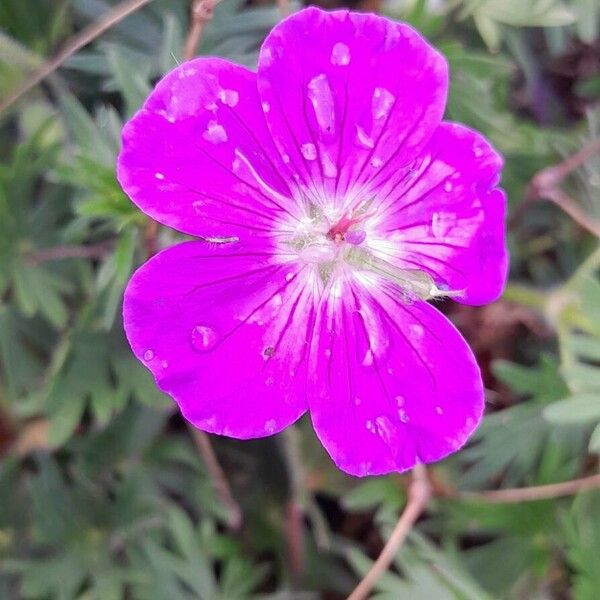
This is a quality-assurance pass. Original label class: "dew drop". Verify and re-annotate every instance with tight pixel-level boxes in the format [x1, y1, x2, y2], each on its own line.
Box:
[265, 376, 275, 387]
[372, 87, 395, 120]
[362, 349, 374, 367]
[143, 349, 155, 361]
[431, 211, 456, 238]
[192, 200, 204, 213]
[365, 419, 375, 433]
[265, 419, 276, 433]
[321, 153, 338, 178]
[301, 143, 317, 160]
[355, 125, 375, 149]
[190, 324, 219, 352]
[375, 415, 395, 445]
[325, 348, 332, 358]
[261, 101, 271, 113]
[370, 157, 383, 169]
[398, 408, 409, 423]
[331, 42, 351, 66]
[435, 406, 444, 415]
[154, 172, 165, 180]
[307, 73, 336, 135]
[395, 395, 404, 407]
[161, 360, 169, 369]
[203, 120, 227, 144]
[409, 324, 424, 340]
[474, 145, 484, 158]
[282, 154, 290, 164]
[218, 88, 239, 107]
[443, 180, 453, 192]
[285, 272, 295, 281]
[354, 396, 362, 406]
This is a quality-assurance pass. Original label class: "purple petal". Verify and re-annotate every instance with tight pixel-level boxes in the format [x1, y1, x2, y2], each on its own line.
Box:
[308, 274, 484, 477]
[117, 58, 299, 240]
[366, 122, 508, 304]
[256, 7, 448, 204]
[123, 240, 312, 438]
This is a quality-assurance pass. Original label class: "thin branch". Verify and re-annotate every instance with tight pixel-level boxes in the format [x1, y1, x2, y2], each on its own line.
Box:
[347, 464, 431, 600]
[463, 472, 600, 504]
[279, 426, 306, 576]
[183, 0, 221, 62]
[511, 137, 600, 231]
[0, 0, 154, 116]
[189, 427, 243, 530]
[25, 242, 114, 265]
[276, 0, 291, 18]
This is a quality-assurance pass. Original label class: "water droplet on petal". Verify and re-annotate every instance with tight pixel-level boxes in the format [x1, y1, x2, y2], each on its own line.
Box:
[354, 397, 362, 406]
[218, 88, 239, 107]
[355, 125, 375, 149]
[372, 87, 395, 120]
[435, 406, 444, 415]
[301, 143, 317, 160]
[261, 101, 270, 113]
[161, 360, 169, 368]
[365, 419, 375, 433]
[331, 42, 351, 66]
[265, 419, 276, 433]
[409, 324, 424, 340]
[321, 153, 338, 178]
[143, 349, 155, 361]
[203, 120, 227, 144]
[307, 73, 336, 135]
[362, 349, 374, 367]
[282, 154, 290, 164]
[474, 145, 484, 158]
[325, 348, 332, 358]
[370, 157, 383, 169]
[285, 272, 295, 281]
[265, 376, 275, 387]
[263, 346, 275, 358]
[375, 416, 395, 445]
[444, 180, 453, 192]
[190, 324, 219, 352]
[398, 408, 409, 423]
[395, 395, 404, 407]
[431, 212, 457, 238]
[154, 172, 165, 180]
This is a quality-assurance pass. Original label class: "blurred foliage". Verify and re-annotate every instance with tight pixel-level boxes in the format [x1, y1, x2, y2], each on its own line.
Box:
[1, 0, 600, 598]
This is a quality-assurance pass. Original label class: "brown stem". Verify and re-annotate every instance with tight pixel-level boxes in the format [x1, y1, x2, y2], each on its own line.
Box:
[280, 426, 305, 576]
[347, 464, 431, 600]
[189, 427, 242, 530]
[463, 472, 600, 503]
[511, 137, 600, 231]
[25, 242, 113, 265]
[183, 0, 221, 62]
[0, 0, 154, 116]
[275, 0, 291, 17]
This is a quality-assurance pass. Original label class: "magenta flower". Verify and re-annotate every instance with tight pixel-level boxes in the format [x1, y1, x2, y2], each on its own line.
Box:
[118, 7, 507, 476]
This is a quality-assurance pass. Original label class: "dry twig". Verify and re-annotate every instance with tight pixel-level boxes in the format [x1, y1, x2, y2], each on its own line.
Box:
[0, 0, 154, 116]
[347, 464, 431, 600]
[463, 472, 600, 503]
[511, 137, 600, 234]
[190, 427, 243, 530]
[183, 0, 221, 61]
[25, 242, 114, 265]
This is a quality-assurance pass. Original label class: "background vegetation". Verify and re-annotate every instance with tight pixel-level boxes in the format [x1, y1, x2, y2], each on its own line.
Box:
[1, 0, 600, 598]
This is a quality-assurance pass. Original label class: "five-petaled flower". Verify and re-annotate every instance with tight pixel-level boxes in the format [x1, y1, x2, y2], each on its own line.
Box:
[118, 7, 508, 476]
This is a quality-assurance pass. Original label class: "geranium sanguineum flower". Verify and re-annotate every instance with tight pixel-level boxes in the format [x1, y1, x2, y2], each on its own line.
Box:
[118, 7, 507, 476]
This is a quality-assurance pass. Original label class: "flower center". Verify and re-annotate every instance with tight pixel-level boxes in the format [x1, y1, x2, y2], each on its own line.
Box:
[284, 203, 461, 301]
